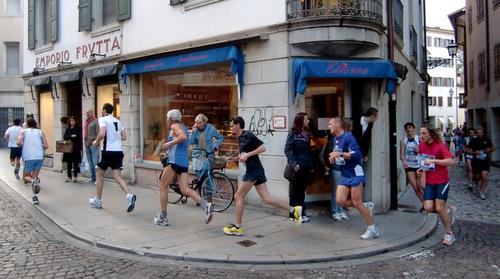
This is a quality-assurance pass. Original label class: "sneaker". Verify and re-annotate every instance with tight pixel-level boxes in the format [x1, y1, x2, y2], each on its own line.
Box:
[292, 206, 302, 224]
[15, 173, 20, 179]
[126, 194, 137, 212]
[32, 196, 39, 205]
[360, 226, 379, 240]
[340, 212, 349, 220]
[32, 179, 41, 194]
[442, 233, 456, 245]
[363, 202, 374, 216]
[332, 213, 343, 221]
[301, 216, 310, 223]
[419, 206, 426, 213]
[204, 202, 214, 224]
[152, 216, 169, 226]
[447, 204, 457, 225]
[14, 167, 20, 179]
[479, 192, 486, 200]
[89, 197, 102, 209]
[223, 224, 244, 236]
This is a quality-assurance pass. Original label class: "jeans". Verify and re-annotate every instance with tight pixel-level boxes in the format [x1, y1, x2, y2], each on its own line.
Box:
[330, 169, 344, 215]
[85, 145, 100, 181]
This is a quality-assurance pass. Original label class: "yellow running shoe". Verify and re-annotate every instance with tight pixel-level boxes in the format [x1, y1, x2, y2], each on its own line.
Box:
[293, 206, 302, 224]
[223, 224, 244, 236]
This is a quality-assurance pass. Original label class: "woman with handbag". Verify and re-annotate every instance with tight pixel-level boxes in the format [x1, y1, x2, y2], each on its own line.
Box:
[284, 112, 313, 223]
[63, 116, 82, 182]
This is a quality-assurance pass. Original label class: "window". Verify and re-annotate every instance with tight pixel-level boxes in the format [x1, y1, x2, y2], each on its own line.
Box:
[433, 38, 453, 48]
[495, 44, 500, 81]
[476, 0, 484, 22]
[469, 60, 474, 88]
[410, 25, 418, 60]
[5, 43, 20, 75]
[428, 57, 454, 68]
[447, 97, 453, 107]
[392, 0, 403, 41]
[478, 52, 486, 85]
[428, 97, 434, 106]
[7, 0, 21, 15]
[27, 0, 57, 50]
[430, 77, 454, 87]
[78, 0, 131, 32]
[426, 36, 432, 47]
[438, 96, 443, 107]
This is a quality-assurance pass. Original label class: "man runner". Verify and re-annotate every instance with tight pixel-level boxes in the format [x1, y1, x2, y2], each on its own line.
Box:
[467, 127, 495, 200]
[4, 119, 23, 179]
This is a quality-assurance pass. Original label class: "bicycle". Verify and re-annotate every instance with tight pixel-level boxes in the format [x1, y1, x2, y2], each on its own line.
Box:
[167, 149, 235, 212]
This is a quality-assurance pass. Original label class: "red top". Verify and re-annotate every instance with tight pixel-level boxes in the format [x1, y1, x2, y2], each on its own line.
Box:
[418, 140, 453, 184]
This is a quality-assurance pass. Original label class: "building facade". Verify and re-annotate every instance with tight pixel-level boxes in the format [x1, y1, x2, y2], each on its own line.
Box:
[22, 0, 427, 213]
[0, 0, 24, 145]
[450, 0, 500, 161]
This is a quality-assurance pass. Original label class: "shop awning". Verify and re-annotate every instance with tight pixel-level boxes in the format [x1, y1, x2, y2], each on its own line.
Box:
[83, 63, 118, 78]
[52, 70, 81, 83]
[292, 58, 398, 97]
[27, 76, 51, 86]
[120, 45, 244, 97]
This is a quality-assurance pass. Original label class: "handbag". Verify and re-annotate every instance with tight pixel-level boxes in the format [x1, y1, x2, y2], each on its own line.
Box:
[283, 164, 296, 181]
[56, 140, 74, 153]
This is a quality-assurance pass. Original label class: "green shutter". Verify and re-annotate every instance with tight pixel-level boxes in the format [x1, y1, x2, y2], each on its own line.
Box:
[78, 0, 92, 31]
[50, 0, 58, 42]
[28, 0, 35, 50]
[117, 0, 131, 21]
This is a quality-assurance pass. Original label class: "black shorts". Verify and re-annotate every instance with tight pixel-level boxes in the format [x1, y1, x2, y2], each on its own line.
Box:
[471, 160, 490, 174]
[10, 147, 22, 160]
[97, 151, 124, 170]
[243, 169, 267, 186]
[166, 163, 188, 174]
[405, 167, 419, 173]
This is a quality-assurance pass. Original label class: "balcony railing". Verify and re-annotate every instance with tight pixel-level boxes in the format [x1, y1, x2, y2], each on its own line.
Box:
[287, 0, 383, 24]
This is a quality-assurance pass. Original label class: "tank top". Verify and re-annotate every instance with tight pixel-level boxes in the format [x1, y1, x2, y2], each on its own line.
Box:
[22, 128, 45, 161]
[167, 123, 189, 168]
[404, 135, 420, 168]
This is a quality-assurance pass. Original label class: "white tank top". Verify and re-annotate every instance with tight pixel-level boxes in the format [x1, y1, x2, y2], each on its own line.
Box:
[22, 128, 45, 161]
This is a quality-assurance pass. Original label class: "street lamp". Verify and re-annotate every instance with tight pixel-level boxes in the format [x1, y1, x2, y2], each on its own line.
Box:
[447, 41, 458, 58]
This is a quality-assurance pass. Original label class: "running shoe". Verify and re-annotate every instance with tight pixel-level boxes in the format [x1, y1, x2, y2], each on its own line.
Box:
[152, 216, 169, 226]
[14, 167, 20, 179]
[89, 197, 103, 209]
[223, 224, 244, 236]
[301, 216, 310, 223]
[340, 212, 349, 220]
[204, 202, 214, 224]
[363, 202, 374, 216]
[126, 194, 137, 212]
[442, 233, 456, 245]
[32, 196, 39, 205]
[332, 213, 343, 221]
[293, 206, 302, 224]
[419, 206, 426, 213]
[32, 179, 41, 194]
[479, 192, 486, 200]
[360, 226, 379, 240]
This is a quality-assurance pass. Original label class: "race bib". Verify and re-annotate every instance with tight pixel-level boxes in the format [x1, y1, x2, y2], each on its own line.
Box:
[354, 165, 364, 176]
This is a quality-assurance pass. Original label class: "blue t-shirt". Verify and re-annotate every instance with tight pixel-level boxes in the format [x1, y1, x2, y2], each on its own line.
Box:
[333, 132, 363, 178]
[167, 124, 189, 168]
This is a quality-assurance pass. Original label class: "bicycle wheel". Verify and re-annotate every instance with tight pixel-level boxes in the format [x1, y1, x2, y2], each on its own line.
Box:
[168, 178, 184, 204]
[200, 172, 235, 212]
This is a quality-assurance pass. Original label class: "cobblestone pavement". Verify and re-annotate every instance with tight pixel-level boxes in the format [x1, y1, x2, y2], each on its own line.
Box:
[1, 165, 499, 278]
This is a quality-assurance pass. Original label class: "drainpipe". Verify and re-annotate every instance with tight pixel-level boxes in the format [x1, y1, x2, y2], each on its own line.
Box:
[387, 0, 398, 210]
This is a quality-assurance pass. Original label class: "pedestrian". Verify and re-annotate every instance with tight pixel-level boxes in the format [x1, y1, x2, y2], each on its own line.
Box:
[189, 113, 224, 179]
[60, 116, 69, 137]
[22, 113, 34, 129]
[328, 117, 378, 240]
[417, 125, 456, 245]
[284, 112, 313, 223]
[452, 130, 466, 166]
[153, 109, 213, 226]
[17, 118, 49, 205]
[353, 107, 379, 162]
[224, 116, 302, 236]
[84, 109, 100, 183]
[4, 119, 23, 179]
[443, 128, 453, 150]
[399, 122, 424, 211]
[89, 103, 137, 213]
[464, 127, 477, 188]
[467, 127, 496, 200]
[63, 116, 83, 182]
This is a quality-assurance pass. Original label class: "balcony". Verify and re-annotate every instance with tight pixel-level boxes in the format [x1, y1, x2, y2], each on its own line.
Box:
[287, 0, 384, 57]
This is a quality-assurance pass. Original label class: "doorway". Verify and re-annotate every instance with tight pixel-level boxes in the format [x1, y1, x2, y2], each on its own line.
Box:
[66, 81, 83, 124]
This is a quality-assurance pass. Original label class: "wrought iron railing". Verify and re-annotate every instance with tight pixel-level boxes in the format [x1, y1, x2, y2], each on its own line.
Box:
[287, 0, 383, 24]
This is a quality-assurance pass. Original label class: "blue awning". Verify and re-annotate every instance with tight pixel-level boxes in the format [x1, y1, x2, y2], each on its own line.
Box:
[292, 58, 398, 97]
[120, 45, 244, 97]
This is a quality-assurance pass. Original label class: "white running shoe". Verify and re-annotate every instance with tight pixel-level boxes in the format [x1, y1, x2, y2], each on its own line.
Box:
[360, 226, 379, 240]
[363, 202, 374, 216]
[152, 216, 169, 226]
[89, 197, 102, 209]
[301, 216, 310, 223]
[332, 213, 343, 221]
[126, 194, 137, 213]
[340, 212, 349, 220]
[442, 233, 456, 245]
[204, 202, 214, 224]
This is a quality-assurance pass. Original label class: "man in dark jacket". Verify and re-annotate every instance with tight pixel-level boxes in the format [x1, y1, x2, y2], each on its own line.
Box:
[353, 107, 379, 161]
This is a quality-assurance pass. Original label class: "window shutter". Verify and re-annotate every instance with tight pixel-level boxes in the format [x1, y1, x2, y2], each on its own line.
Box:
[117, 0, 131, 21]
[78, 0, 92, 31]
[50, 0, 58, 42]
[28, 0, 35, 50]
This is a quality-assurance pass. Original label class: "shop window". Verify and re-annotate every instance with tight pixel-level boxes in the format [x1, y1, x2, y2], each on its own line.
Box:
[97, 84, 120, 118]
[141, 63, 238, 169]
[478, 52, 486, 85]
[7, 0, 21, 15]
[5, 42, 20, 75]
[78, 0, 131, 32]
[27, 0, 57, 50]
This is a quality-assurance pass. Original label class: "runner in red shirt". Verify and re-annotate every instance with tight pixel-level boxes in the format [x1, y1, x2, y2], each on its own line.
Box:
[417, 125, 456, 245]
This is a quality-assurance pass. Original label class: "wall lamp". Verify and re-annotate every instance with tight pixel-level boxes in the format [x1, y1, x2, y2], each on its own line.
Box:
[57, 61, 72, 71]
[32, 67, 45, 76]
[89, 53, 106, 63]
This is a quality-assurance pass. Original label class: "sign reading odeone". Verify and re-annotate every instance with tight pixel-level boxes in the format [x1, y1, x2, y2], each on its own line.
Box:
[35, 31, 122, 69]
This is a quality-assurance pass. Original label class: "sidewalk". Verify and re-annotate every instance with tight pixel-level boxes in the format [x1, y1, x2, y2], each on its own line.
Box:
[0, 150, 437, 264]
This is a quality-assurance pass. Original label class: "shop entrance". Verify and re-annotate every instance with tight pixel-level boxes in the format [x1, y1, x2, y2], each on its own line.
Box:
[304, 78, 345, 201]
[39, 91, 55, 156]
[66, 81, 83, 123]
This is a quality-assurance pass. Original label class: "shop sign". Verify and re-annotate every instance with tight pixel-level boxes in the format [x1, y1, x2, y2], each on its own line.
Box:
[34, 31, 122, 69]
[326, 62, 369, 75]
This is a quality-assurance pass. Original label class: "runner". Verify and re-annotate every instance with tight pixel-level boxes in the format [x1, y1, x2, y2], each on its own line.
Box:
[464, 127, 477, 190]
[417, 125, 456, 245]
[467, 127, 496, 200]
[399, 122, 424, 211]
[89, 103, 137, 213]
[16, 118, 48, 205]
[328, 117, 378, 240]
[153, 109, 213, 226]
[223, 116, 302, 236]
[4, 119, 23, 179]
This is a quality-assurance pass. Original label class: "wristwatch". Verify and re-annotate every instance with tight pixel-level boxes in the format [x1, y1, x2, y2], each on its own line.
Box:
[340, 152, 344, 158]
